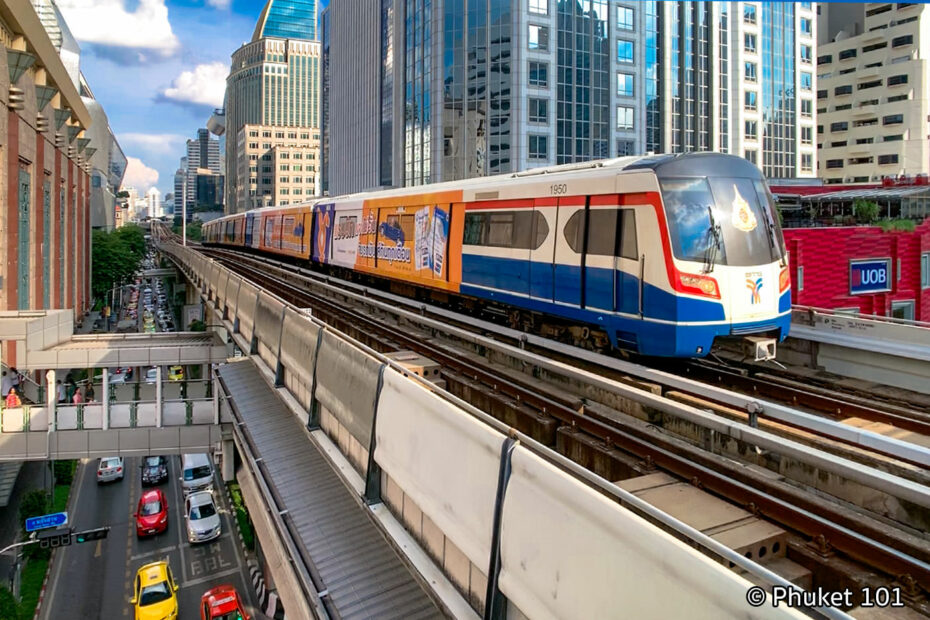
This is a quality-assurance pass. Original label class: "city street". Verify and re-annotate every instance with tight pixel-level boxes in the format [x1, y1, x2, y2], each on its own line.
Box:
[39, 457, 258, 619]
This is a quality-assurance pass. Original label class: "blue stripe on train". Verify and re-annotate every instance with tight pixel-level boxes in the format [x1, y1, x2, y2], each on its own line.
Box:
[460, 254, 788, 357]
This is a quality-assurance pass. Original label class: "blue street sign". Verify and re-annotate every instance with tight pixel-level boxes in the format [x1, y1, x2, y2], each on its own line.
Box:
[849, 259, 891, 295]
[25, 511, 68, 532]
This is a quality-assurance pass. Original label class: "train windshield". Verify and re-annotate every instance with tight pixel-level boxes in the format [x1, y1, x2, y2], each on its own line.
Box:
[661, 177, 786, 268]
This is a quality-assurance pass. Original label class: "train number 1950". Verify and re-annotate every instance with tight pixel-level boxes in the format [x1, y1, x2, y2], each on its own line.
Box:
[550, 184, 568, 195]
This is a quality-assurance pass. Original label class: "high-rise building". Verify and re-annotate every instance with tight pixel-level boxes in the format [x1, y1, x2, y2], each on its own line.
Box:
[224, 0, 320, 213]
[146, 187, 162, 219]
[185, 129, 221, 207]
[817, 3, 929, 183]
[174, 164, 186, 213]
[322, 0, 816, 197]
[237, 124, 319, 210]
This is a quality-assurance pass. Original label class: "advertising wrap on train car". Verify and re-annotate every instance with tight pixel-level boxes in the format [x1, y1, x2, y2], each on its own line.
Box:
[849, 259, 891, 295]
[313, 203, 334, 263]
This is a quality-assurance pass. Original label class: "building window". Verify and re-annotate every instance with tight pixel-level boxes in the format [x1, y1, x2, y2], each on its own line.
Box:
[801, 126, 813, 144]
[892, 34, 914, 48]
[617, 72, 634, 97]
[832, 141, 848, 147]
[262, 131, 271, 138]
[616, 139, 635, 156]
[834, 85, 852, 96]
[248, 142, 258, 149]
[248, 130, 258, 138]
[744, 150, 758, 164]
[839, 67, 856, 75]
[744, 34, 757, 53]
[275, 132, 284, 139]
[922, 253, 930, 289]
[529, 61, 548, 87]
[288, 132, 297, 139]
[831, 122, 848, 132]
[858, 79, 882, 90]
[862, 41, 887, 53]
[817, 89, 828, 100]
[888, 74, 908, 86]
[301, 133, 309, 139]
[888, 94, 909, 103]
[825, 159, 843, 169]
[616, 105, 634, 130]
[279, 176, 290, 183]
[836, 103, 853, 111]
[883, 134, 904, 142]
[801, 72, 812, 90]
[839, 48, 857, 60]
[745, 120, 758, 140]
[744, 4, 756, 24]
[801, 154, 813, 172]
[801, 99, 813, 117]
[745, 62, 757, 82]
[848, 156, 873, 165]
[280, 164, 290, 171]
[818, 54, 832, 64]
[800, 45, 812, 64]
[617, 6, 634, 30]
[878, 154, 899, 165]
[855, 137, 873, 145]
[529, 98, 548, 123]
[262, 143, 271, 149]
[800, 17, 812, 35]
[617, 39, 634, 63]
[883, 114, 904, 125]
[529, 0, 547, 14]
[744, 91, 757, 111]
[528, 135, 548, 161]
[529, 24, 549, 51]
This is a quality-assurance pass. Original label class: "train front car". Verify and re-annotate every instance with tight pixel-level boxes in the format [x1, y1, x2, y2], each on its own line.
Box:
[650, 154, 790, 359]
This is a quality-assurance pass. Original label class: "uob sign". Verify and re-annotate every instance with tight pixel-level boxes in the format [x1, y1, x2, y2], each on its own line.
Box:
[850, 259, 891, 295]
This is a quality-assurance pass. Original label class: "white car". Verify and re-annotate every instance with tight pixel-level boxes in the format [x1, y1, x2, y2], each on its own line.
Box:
[96, 457, 124, 483]
[145, 367, 159, 384]
[185, 491, 221, 543]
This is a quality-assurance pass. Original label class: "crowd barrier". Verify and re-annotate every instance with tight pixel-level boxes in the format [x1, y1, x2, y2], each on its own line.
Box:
[161, 241, 809, 620]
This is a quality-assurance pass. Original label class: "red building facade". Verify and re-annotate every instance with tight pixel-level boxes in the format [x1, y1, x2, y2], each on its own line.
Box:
[784, 220, 930, 322]
[0, 1, 93, 366]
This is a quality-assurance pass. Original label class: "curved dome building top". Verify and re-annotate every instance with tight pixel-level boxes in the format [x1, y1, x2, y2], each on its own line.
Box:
[252, 0, 317, 42]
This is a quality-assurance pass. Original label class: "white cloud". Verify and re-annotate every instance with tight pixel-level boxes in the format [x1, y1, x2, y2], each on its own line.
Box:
[206, 0, 231, 8]
[159, 62, 228, 108]
[119, 133, 186, 155]
[122, 157, 159, 191]
[55, 0, 180, 56]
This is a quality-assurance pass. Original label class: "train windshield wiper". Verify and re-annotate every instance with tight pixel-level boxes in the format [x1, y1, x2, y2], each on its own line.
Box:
[703, 205, 722, 274]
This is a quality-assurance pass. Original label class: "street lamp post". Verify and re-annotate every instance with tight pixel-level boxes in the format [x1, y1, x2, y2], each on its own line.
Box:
[182, 199, 187, 247]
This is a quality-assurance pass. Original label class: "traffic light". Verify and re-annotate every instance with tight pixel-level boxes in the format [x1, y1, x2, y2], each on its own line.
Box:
[75, 527, 109, 543]
[38, 527, 72, 549]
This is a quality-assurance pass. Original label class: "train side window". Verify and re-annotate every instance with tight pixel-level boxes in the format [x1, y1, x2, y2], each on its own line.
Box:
[533, 211, 550, 248]
[586, 209, 618, 257]
[620, 209, 638, 259]
[465, 210, 546, 250]
[563, 211, 585, 253]
[464, 212, 486, 245]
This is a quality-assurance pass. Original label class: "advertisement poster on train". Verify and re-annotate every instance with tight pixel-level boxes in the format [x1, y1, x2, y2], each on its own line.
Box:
[431, 206, 449, 277]
[415, 206, 431, 271]
[333, 206, 369, 269]
[313, 203, 334, 263]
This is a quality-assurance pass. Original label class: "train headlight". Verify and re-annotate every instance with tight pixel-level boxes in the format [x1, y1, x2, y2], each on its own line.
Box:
[779, 267, 790, 293]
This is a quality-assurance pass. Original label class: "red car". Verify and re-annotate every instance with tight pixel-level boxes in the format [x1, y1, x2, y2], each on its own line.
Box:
[134, 489, 169, 538]
[201, 585, 249, 620]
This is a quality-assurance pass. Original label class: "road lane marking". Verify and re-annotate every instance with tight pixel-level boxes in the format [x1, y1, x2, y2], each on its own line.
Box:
[180, 567, 241, 589]
[38, 459, 88, 620]
[129, 544, 179, 561]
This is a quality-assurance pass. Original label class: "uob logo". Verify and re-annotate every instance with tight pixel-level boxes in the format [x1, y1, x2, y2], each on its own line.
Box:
[860, 269, 886, 285]
[746, 277, 763, 305]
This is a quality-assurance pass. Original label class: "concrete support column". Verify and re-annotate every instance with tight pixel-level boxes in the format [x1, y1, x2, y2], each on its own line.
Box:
[102, 368, 109, 431]
[45, 369, 55, 431]
[221, 437, 234, 482]
[155, 366, 163, 428]
[212, 370, 219, 425]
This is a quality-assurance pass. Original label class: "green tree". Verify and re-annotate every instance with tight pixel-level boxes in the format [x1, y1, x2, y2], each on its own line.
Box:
[19, 490, 50, 560]
[188, 319, 206, 332]
[852, 198, 880, 224]
[91, 224, 146, 299]
[116, 190, 129, 199]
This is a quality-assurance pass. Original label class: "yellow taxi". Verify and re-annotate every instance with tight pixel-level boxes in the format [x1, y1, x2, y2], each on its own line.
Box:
[168, 365, 184, 381]
[131, 561, 179, 620]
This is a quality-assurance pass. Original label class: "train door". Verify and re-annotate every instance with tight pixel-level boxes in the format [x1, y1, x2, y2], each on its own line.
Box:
[616, 209, 640, 315]
[528, 198, 557, 301]
[553, 197, 586, 306]
[583, 199, 619, 311]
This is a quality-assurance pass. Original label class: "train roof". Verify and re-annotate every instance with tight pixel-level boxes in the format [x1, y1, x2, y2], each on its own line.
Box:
[206, 152, 759, 224]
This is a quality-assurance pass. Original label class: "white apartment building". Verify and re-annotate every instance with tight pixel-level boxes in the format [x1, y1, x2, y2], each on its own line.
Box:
[817, 3, 929, 183]
[236, 123, 320, 211]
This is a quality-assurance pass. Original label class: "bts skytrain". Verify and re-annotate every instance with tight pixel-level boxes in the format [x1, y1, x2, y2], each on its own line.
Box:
[203, 153, 791, 358]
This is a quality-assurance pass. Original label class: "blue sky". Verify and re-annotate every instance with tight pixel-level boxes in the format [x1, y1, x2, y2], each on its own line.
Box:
[57, 0, 326, 200]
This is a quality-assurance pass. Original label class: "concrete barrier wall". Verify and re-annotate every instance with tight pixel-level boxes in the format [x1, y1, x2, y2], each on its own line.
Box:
[314, 331, 382, 448]
[376, 368, 502, 570]
[216, 269, 230, 313]
[225, 275, 242, 320]
[236, 281, 260, 345]
[279, 308, 318, 410]
[254, 292, 285, 370]
[497, 447, 803, 620]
